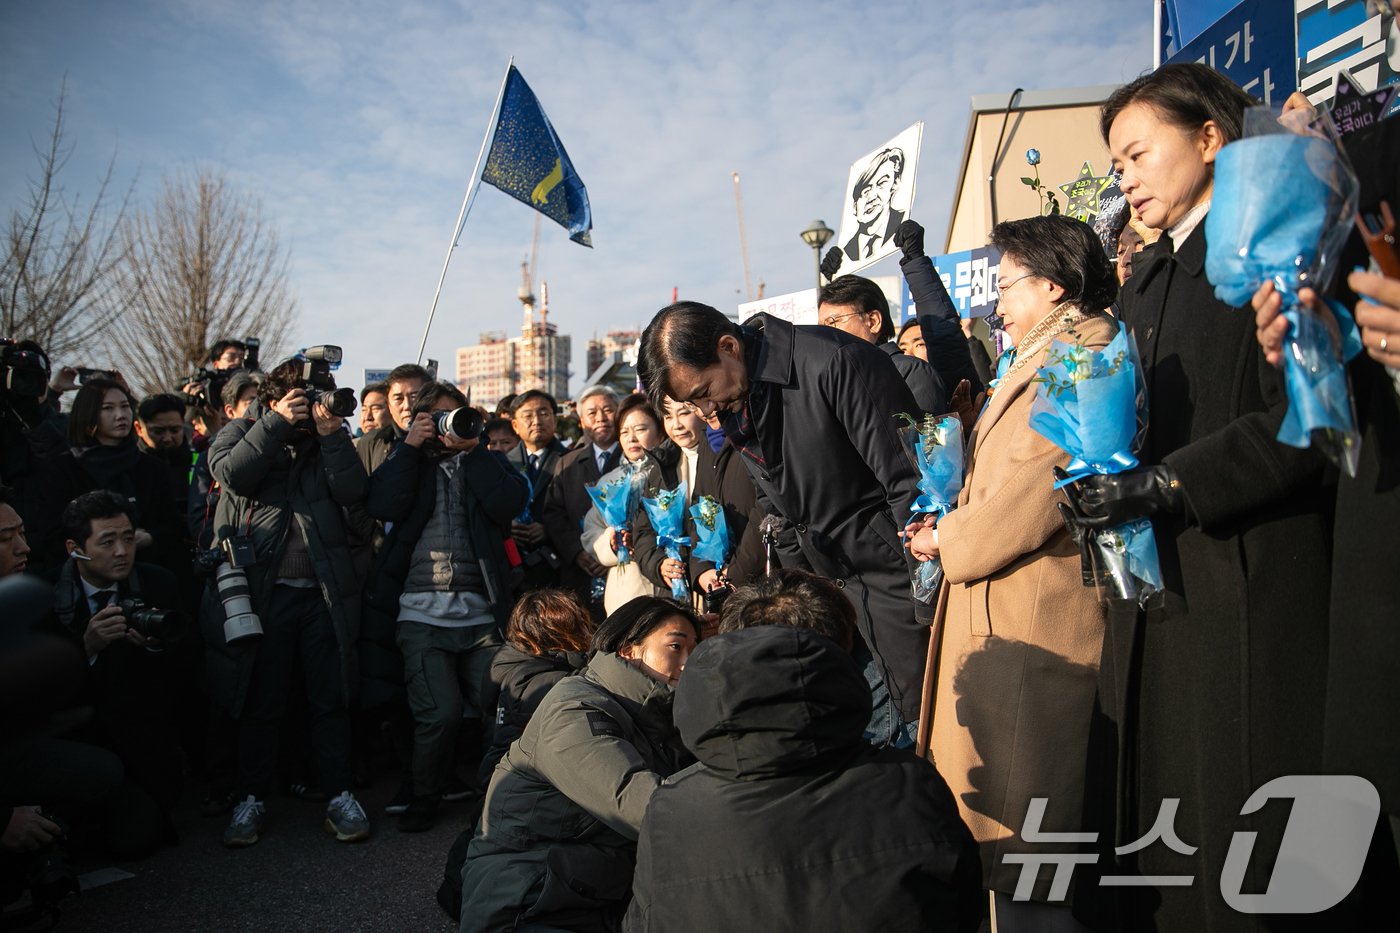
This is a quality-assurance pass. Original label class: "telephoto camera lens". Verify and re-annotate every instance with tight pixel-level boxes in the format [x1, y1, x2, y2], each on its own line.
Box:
[216, 564, 263, 643]
[432, 407, 484, 441]
[117, 599, 184, 642]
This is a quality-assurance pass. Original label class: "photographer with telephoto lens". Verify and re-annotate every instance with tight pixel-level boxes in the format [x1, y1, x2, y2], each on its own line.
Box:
[206, 348, 371, 848]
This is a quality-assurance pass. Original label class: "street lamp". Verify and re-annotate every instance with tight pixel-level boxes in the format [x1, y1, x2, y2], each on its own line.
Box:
[800, 219, 834, 293]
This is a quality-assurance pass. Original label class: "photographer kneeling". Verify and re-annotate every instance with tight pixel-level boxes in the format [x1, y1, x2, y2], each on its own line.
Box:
[206, 350, 370, 848]
[49, 490, 186, 859]
[364, 381, 527, 832]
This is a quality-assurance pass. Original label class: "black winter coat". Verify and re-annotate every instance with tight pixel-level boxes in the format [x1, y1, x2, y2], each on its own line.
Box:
[25, 439, 185, 577]
[358, 442, 528, 709]
[901, 252, 986, 396]
[477, 643, 587, 788]
[1320, 115, 1400, 815]
[721, 314, 926, 720]
[204, 407, 367, 716]
[1097, 222, 1334, 931]
[879, 339, 947, 415]
[625, 626, 981, 933]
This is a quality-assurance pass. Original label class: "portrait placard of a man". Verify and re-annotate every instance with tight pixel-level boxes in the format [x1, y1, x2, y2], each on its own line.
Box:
[835, 123, 923, 273]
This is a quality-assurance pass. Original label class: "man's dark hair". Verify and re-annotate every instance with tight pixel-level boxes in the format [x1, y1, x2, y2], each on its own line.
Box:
[718, 568, 857, 654]
[222, 371, 261, 410]
[636, 302, 742, 409]
[360, 381, 387, 403]
[257, 359, 323, 406]
[616, 393, 660, 433]
[411, 380, 469, 416]
[990, 215, 1119, 312]
[591, 595, 702, 655]
[484, 417, 516, 438]
[511, 389, 558, 417]
[62, 489, 135, 546]
[137, 393, 186, 423]
[495, 393, 517, 417]
[208, 339, 247, 364]
[386, 364, 430, 390]
[819, 275, 895, 342]
[850, 147, 904, 203]
[0, 485, 15, 508]
[66, 377, 135, 447]
[1099, 62, 1255, 147]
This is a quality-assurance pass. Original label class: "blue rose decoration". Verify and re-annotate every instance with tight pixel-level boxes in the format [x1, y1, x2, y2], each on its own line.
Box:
[1026, 148, 1041, 166]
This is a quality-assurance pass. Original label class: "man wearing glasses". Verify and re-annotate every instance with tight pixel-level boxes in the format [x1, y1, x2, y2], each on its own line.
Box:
[817, 275, 946, 415]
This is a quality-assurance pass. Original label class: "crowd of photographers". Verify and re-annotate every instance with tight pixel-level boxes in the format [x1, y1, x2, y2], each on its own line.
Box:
[3, 61, 1400, 933]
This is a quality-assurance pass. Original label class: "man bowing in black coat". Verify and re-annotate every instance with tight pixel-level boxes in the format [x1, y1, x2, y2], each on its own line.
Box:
[637, 301, 926, 745]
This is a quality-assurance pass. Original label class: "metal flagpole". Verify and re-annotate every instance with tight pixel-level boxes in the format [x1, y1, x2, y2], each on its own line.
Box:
[1153, 0, 1164, 70]
[416, 56, 515, 364]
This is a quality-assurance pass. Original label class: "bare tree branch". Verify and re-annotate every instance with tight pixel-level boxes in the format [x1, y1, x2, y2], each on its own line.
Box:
[0, 81, 132, 361]
[110, 168, 296, 395]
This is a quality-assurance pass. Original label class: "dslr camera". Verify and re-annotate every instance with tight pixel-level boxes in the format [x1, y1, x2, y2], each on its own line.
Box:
[116, 598, 184, 642]
[299, 345, 357, 418]
[432, 406, 484, 442]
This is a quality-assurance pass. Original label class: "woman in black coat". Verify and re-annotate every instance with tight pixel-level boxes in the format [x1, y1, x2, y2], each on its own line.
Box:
[1071, 64, 1335, 930]
[27, 377, 183, 576]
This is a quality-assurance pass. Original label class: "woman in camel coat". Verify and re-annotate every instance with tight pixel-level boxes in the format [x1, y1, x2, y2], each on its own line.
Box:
[909, 214, 1119, 932]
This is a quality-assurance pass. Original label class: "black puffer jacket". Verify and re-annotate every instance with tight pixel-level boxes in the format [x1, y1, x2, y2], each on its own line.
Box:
[477, 643, 588, 788]
[624, 627, 982, 933]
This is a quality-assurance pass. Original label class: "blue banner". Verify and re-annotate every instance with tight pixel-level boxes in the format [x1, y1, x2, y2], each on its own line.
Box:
[481, 66, 593, 247]
[1167, 0, 1296, 104]
[1296, 0, 1399, 106]
[901, 247, 1001, 322]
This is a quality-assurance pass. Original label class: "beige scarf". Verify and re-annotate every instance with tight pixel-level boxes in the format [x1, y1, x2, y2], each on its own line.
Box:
[988, 302, 1095, 398]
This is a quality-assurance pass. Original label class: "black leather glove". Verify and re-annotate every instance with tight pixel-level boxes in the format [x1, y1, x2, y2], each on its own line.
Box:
[1058, 464, 1183, 529]
[1056, 502, 1096, 587]
[893, 219, 926, 263]
[820, 246, 843, 283]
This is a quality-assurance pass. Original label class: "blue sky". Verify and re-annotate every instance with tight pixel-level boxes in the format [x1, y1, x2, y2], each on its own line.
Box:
[1, 0, 1152, 394]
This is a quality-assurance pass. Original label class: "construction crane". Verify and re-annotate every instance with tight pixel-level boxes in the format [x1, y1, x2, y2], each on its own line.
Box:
[732, 171, 762, 302]
[519, 214, 542, 327]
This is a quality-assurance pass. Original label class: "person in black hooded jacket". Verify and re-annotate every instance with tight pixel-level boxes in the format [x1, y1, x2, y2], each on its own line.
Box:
[624, 623, 981, 933]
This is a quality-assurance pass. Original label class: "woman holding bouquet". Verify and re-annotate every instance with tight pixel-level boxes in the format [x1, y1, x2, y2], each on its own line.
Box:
[580, 394, 676, 613]
[1067, 64, 1337, 930]
[908, 214, 1117, 931]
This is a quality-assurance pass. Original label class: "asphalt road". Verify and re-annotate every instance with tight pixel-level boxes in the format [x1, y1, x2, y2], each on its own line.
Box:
[47, 775, 466, 933]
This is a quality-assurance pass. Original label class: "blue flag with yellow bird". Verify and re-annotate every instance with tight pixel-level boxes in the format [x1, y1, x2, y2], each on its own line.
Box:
[481, 66, 593, 247]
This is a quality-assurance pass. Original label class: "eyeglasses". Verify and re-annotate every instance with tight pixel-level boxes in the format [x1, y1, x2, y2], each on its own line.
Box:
[997, 273, 1035, 296]
[821, 309, 867, 327]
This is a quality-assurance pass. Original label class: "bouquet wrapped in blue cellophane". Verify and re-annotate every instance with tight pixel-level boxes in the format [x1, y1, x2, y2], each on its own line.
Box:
[586, 465, 643, 565]
[689, 495, 731, 577]
[1029, 325, 1163, 606]
[894, 413, 964, 603]
[1205, 107, 1363, 476]
[642, 483, 690, 602]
